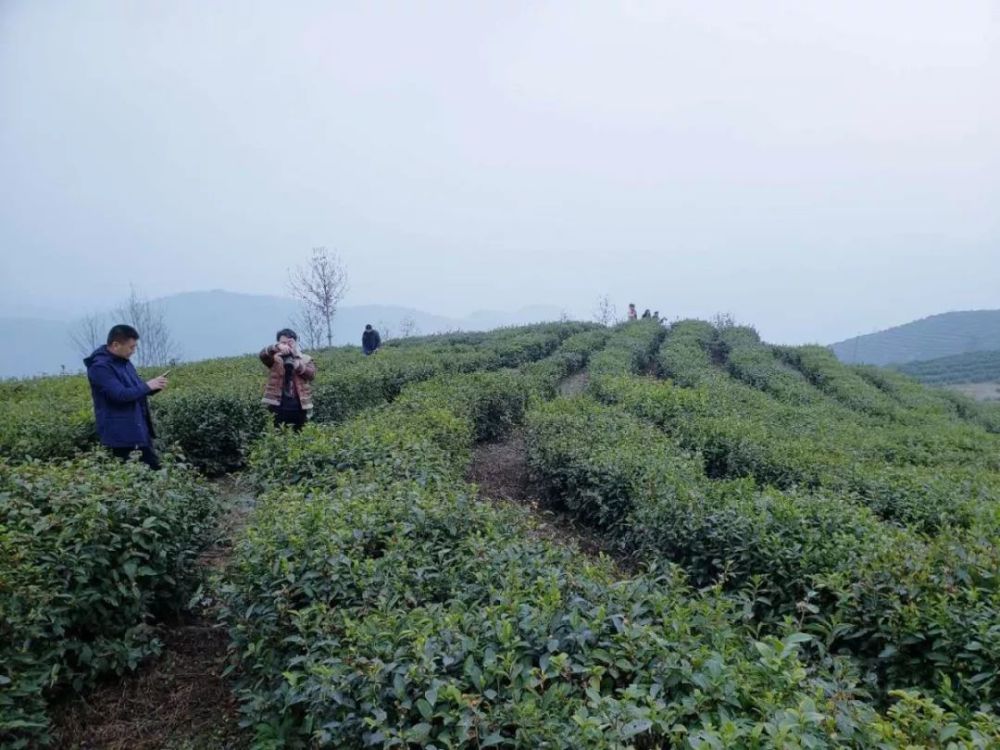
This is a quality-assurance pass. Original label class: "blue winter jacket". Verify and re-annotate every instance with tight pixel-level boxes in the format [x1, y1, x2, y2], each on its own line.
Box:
[84, 346, 156, 448]
[362, 329, 381, 355]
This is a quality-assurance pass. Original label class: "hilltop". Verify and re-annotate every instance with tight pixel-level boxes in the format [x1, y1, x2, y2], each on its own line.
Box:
[830, 309, 1000, 366]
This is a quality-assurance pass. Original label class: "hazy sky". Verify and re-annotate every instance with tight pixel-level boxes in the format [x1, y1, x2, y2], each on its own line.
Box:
[1, 1, 997, 343]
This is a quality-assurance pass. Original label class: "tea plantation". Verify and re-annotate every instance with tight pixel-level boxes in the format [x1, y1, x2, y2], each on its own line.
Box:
[897, 350, 1000, 387]
[3, 320, 1000, 748]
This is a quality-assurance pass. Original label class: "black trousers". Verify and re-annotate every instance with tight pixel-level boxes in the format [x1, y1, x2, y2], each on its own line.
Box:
[111, 445, 162, 470]
[272, 408, 308, 431]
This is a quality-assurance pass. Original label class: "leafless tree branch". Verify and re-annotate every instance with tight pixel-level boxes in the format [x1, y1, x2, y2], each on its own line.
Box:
[288, 247, 349, 348]
[112, 285, 179, 367]
[69, 311, 108, 359]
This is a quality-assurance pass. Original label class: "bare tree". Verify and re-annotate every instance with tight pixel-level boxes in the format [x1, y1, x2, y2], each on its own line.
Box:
[593, 294, 618, 326]
[113, 286, 179, 367]
[377, 319, 392, 342]
[291, 303, 324, 350]
[69, 311, 108, 359]
[288, 247, 349, 348]
[397, 316, 420, 339]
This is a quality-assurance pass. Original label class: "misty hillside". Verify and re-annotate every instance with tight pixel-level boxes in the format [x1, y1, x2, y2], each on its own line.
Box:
[830, 310, 1000, 366]
[0, 291, 563, 379]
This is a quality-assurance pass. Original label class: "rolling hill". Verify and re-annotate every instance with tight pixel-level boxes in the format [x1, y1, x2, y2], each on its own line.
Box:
[831, 309, 1000, 366]
[896, 349, 1000, 385]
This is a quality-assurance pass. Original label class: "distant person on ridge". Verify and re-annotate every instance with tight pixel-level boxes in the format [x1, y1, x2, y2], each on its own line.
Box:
[84, 324, 167, 469]
[642, 309, 651, 319]
[627, 303, 638, 321]
[362, 324, 381, 356]
[260, 328, 316, 430]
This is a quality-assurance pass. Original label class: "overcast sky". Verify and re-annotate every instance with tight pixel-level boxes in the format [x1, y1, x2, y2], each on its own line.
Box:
[1, 1, 997, 343]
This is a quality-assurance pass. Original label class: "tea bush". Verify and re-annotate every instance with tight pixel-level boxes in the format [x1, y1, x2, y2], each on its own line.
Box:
[775, 345, 908, 421]
[154, 385, 267, 475]
[227, 479, 981, 749]
[249, 404, 469, 494]
[525, 393, 1000, 707]
[224, 332, 1000, 747]
[606, 321, 1000, 533]
[10, 319, 1000, 746]
[524, 397, 892, 602]
[0, 399, 96, 462]
[0, 323, 592, 472]
[587, 320, 664, 381]
[854, 364, 969, 420]
[518, 328, 610, 400]
[897, 350, 1000, 386]
[248, 330, 610, 494]
[557, 320, 1000, 707]
[816, 528, 1000, 707]
[0, 453, 217, 747]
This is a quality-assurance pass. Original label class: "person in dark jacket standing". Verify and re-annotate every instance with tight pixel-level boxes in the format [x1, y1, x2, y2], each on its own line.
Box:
[362, 324, 381, 356]
[84, 324, 167, 469]
[260, 328, 317, 430]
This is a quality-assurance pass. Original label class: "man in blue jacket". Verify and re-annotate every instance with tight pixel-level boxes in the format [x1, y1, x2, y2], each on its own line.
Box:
[362, 324, 381, 356]
[84, 324, 168, 469]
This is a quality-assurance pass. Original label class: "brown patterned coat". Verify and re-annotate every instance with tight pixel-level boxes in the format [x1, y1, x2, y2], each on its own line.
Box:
[259, 345, 317, 411]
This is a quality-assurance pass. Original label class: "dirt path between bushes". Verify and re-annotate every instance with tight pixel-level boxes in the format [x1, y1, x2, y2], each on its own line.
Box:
[51, 476, 254, 750]
[466, 429, 619, 563]
[467, 371, 632, 570]
[557, 370, 590, 397]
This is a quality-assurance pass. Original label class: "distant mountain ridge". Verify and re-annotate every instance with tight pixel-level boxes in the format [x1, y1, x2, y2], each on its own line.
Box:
[0, 290, 565, 379]
[830, 310, 1000, 366]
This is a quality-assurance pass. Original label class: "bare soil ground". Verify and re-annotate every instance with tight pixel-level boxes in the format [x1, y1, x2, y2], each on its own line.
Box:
[466, 429, 628, 568]
[465, 371, 631, 567]
[51, 476, 254, 750]
[558, 371, 590, 397]
[51, 624, 244, 750]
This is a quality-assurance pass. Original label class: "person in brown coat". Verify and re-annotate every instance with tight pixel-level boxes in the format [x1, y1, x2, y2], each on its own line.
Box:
[260, 328, 316, 430]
